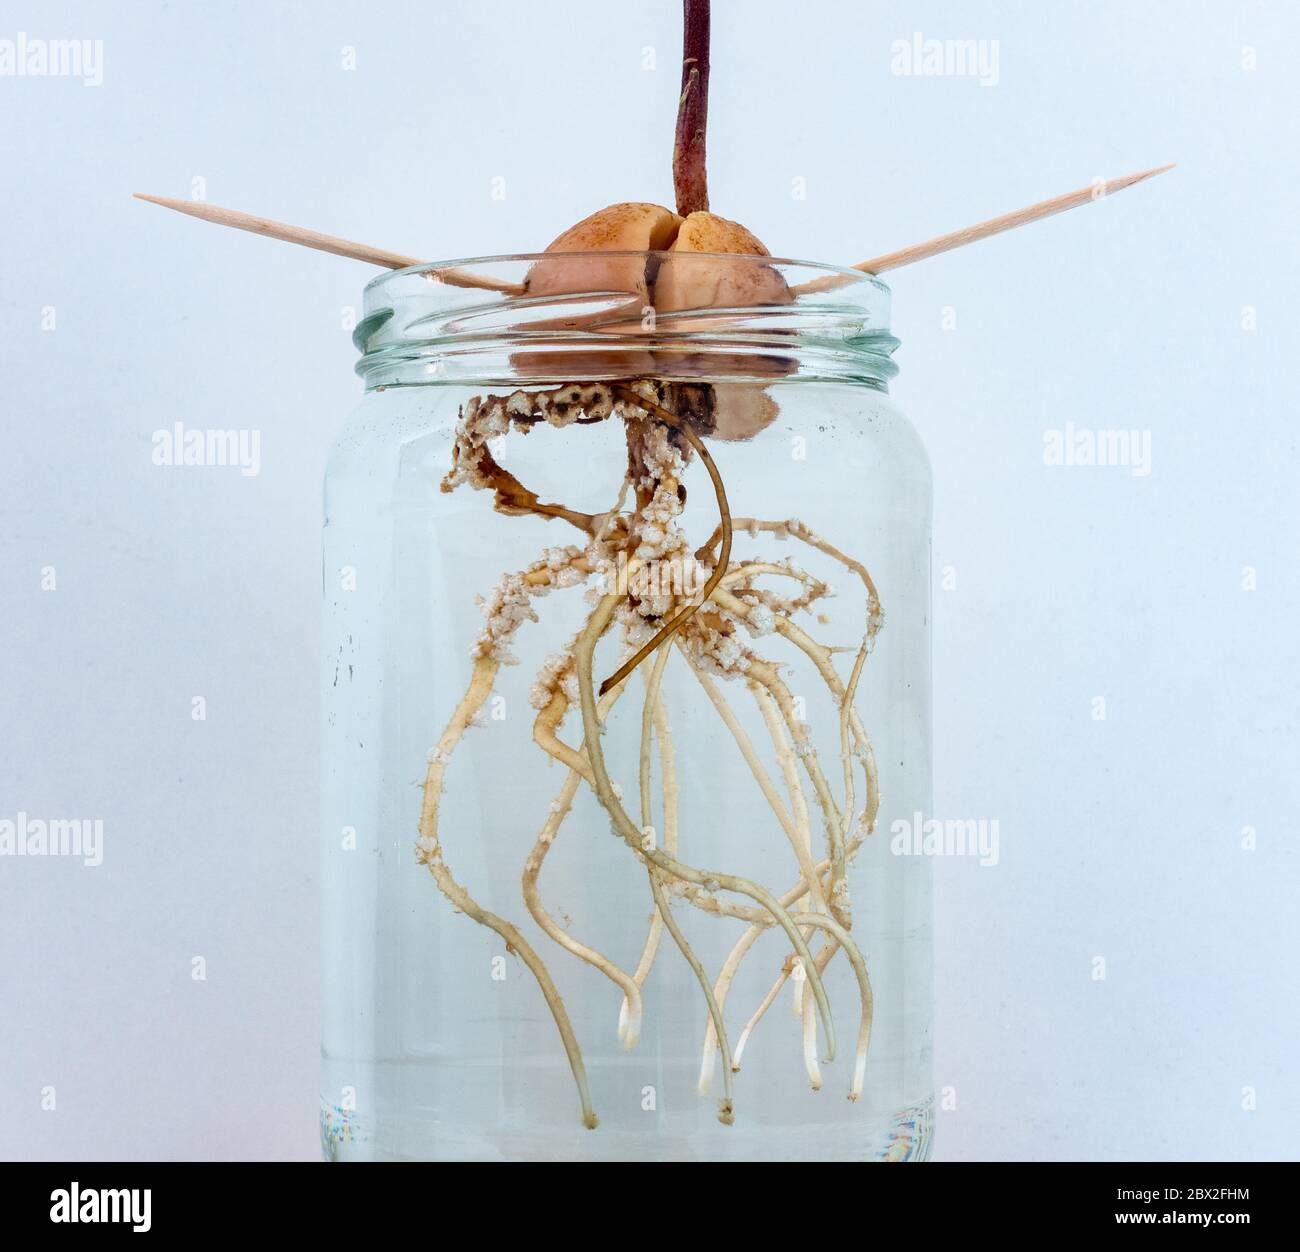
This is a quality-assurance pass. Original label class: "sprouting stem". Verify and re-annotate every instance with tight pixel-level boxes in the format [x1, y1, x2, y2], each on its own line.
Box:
[673, 0, 712, 216]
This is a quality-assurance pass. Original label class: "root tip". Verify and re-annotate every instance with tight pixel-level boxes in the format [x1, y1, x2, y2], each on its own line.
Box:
[717, 1100, 735, 1126]
[583, 1112, 600, 1130]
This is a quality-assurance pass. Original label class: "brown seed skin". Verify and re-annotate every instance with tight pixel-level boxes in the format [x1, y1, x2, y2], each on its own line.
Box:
[654, 211, 791, 314]
[528, 202, 682, 303]
[540, 201, 683, 256]
[521, 203, 683, 377]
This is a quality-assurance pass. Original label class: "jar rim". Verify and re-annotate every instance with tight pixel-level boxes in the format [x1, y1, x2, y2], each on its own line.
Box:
[363, 252, 890, 298]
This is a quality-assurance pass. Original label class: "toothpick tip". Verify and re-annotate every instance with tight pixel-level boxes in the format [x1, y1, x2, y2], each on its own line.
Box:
[816, 160, 1182, 288]
[134, 192, 197, 213]
[1111, 162, 1177, 190]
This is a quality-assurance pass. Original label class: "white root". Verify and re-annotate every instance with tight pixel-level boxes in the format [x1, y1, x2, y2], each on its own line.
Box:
[699, 871, 820, 1089]
[620, 645, 681, 1040]
[428, 387, 890, 1122]
[523, 679, 645, 1050]
[418, 657, 598, 1129]
[684, 646, 827, 1091]
[790, 914, 874, 1101]
[800, 954, 822, 1090]
[573, 584, 841, 1065]
[734, 959, 794, 1071]
[682, 653, 824, 909]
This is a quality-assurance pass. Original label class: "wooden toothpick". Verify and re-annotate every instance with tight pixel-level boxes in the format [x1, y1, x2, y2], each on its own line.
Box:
[137, 162, 1174, 300]
[791, 164, 1175, 295]
[132, 194, 522, 293]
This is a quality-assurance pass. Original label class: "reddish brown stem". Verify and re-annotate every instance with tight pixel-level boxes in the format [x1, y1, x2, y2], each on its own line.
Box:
[673, 0, 711, 216]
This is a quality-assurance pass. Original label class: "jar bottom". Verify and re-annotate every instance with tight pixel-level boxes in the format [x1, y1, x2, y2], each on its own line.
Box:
[319, 1068, 933, 1162]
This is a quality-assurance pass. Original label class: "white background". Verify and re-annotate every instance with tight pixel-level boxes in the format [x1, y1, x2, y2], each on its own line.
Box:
[1, 0, 1297, 1160]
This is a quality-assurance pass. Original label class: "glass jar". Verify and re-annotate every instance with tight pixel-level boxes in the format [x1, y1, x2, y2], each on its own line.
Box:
[321, 252, 932, 1162]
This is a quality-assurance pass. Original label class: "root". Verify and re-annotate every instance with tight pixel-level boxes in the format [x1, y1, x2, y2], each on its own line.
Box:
[699, 869, 819, 1092]
[574, 586, 840, 1064]
[683, 657, 803, 864]
[682, 645, 832, 1091]
[800, 954, 823, 1090]
[751, 673, 825, 1087]
[698, 516, 883, 641]
[523, 680, 645, 1051]
[750, 681, 819, 908]
[790, 913, 874, 1100]
[471, 443, 600, 533]
[686, 561, 868, 1086]
[744, 656, 847, 925]
[599, 386, 732, 696]
[418, 657, 598, 1129]
[619, 645, 681, 1039]
[714, 556, 880, 924]
[536, 687, 778, 929]
[713, 587, 879, 922]
[648, 848, 736, 1124]
[705, 517, 883, 848]
[636, 645, 735, 1121]
[429, 384, 890, 1123]
[710, 679, 878, 1083]
[733, 956, 795, 1071]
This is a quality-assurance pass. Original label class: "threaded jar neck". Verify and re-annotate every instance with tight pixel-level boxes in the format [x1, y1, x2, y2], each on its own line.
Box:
[354, 253, 899, 391]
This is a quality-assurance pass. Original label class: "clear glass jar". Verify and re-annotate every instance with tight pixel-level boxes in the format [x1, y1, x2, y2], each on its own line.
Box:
[321, 253, 932, 1162]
